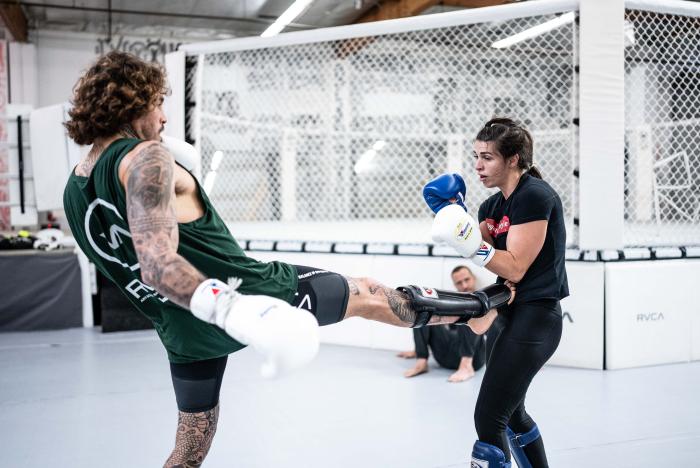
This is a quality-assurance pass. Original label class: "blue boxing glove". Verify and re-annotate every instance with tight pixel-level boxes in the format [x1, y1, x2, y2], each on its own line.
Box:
[423, 173, 467, 213]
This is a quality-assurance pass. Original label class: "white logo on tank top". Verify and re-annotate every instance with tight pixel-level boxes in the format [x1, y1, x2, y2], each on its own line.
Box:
[84, 198, 140, 271]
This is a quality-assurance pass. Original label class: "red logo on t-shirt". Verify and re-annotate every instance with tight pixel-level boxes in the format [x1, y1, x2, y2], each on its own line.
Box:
[485, 216, 511, 237]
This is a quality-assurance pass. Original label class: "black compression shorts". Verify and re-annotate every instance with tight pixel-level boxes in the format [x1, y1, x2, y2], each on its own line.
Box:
[170, 356, 227, 413]
[290, 265, 349, 326]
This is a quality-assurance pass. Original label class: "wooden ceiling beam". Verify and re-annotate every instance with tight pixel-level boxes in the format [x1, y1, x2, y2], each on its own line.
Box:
[441, 0, 515, 7]
[345, 0, 515, 57]
[0, 2, 28, 42]
[356, 0, 516, 24]
[356, 0, 440, 23]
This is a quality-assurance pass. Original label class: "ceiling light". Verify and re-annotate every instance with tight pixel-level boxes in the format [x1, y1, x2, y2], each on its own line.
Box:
[203, 171, 217, 195]
[354, 140, 388, 174]
[354, 149, 377, 174]
[210, 150, 223, 171]
[372, 140, 386, 151]
[491, 12, 575, 49]
[261, 0, 314, 38]
[624, 19, 635, 47]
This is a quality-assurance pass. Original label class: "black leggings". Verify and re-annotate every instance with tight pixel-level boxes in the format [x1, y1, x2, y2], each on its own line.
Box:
[474, 300, 562, 466]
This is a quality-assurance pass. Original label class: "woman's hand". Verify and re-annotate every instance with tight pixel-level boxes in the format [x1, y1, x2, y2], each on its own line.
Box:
[467, 281, 516, 335]
[467, 309, 498, 335]
[505, 280, 516, 305]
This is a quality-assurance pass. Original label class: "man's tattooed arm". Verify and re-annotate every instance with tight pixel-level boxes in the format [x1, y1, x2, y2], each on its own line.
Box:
[380, 287, 417, 325]
[364, 282, 418, 326]
[124, 142, 205, 308]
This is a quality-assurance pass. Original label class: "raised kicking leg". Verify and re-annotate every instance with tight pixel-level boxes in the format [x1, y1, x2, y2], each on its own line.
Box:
[342, 277, 510, 329]
[289, 266, 511, 330]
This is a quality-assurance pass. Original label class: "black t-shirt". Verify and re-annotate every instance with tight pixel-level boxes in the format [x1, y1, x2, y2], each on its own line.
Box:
[478, 173, 569, 304]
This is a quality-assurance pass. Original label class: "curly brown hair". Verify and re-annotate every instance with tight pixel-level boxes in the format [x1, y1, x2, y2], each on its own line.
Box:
[65, 51, 168, 145]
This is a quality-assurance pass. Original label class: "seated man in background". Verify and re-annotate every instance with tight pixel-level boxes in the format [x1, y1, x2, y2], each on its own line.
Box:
[399, 265, 490, 382]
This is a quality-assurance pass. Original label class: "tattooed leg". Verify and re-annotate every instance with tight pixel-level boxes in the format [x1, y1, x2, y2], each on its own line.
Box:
[164, 406, 219, 468]
[343, 277, 461, 327]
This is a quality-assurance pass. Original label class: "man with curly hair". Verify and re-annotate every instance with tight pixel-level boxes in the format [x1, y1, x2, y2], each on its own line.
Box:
[62, 51, 510, 467]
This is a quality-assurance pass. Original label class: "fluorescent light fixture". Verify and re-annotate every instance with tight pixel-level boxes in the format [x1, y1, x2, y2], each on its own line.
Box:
[261, 0, 313, 38]
[624, 19, 635, 47]
[491, 12, 575, 49]
[203, 150, 223, 194]
[203, 171, 217, 195]
[372, 140, 386, 151]
[210, 150, 223, 171]
[354, 149, 377, 174]
[354, 140, 390, 174]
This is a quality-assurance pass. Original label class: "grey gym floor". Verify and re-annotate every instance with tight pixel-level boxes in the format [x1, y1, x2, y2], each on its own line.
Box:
[1, 328, 698, 468]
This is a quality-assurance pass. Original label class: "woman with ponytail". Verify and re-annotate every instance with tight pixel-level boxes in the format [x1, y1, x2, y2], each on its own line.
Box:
[467, 117, 568, 468]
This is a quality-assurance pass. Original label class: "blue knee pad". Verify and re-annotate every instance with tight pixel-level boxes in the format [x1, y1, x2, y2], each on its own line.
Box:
[506, 425, 540, 468]
[471, 440, 512, 468]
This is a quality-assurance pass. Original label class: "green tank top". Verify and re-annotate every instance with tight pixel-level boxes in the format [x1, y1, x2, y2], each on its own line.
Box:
[63, 138, 298, 363]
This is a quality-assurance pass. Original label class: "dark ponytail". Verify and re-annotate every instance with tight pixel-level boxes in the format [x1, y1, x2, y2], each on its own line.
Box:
[527, 166, 543, 179]
[475, 117, 542, 179]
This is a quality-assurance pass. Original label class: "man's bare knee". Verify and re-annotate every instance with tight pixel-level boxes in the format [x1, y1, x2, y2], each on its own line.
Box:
[346, 277, 389, 309]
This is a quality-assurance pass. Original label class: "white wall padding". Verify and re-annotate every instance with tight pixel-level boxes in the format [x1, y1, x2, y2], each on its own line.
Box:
[578, 0, 626, 249]
[29, 103, 82, 211]
[693, 285, 700, 361]
[8, 42, 38, 108]
[550, 262, 605, 369]
[605, 259, 700, 369]
[164, 51, 186, 141]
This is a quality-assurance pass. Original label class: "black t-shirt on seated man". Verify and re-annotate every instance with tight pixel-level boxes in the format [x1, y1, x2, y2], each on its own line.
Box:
[478, 173, 569, 305]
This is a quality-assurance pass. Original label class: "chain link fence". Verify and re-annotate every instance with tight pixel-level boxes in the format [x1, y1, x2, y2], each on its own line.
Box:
[624, 9, 700, 247]
[188, 11, 578, 244]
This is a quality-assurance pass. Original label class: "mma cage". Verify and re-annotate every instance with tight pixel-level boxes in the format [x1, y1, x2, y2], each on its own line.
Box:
[165, 0, 700, 253]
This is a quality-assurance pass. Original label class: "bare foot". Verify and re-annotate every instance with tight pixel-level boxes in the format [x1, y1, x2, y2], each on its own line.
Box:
[467, 309, 498, 335]
[403, 359, 428, 378]
[397, 350, 417, 359]
[448, 368, 475, 383]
